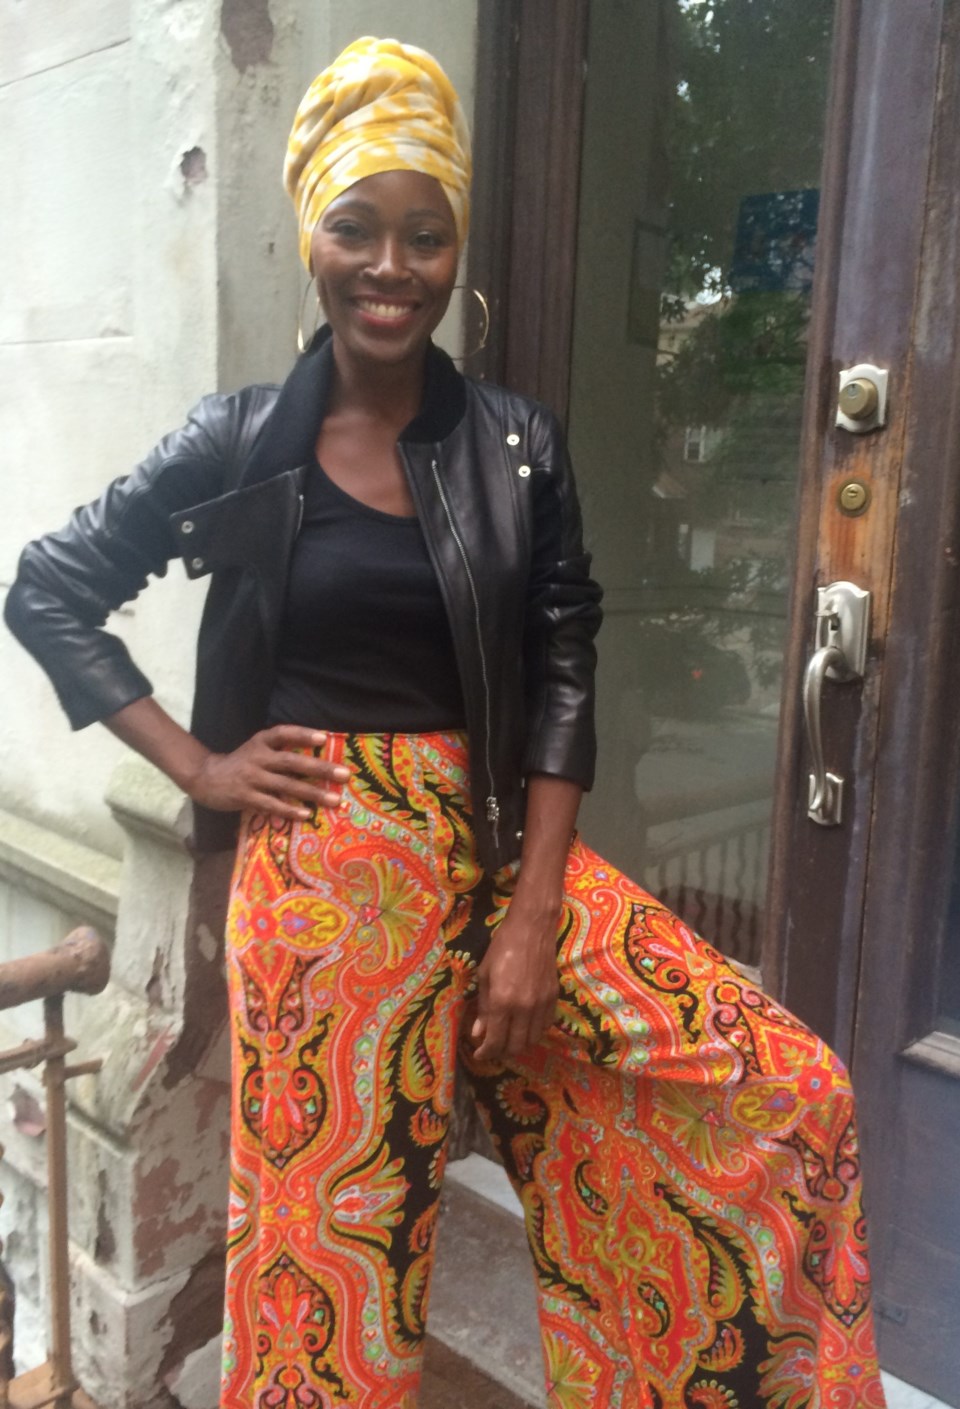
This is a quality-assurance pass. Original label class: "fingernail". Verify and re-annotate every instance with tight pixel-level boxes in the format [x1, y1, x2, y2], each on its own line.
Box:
[332, 766, 350, 782]
[312, 732, 327, 745]
[298, 808, 311, 819]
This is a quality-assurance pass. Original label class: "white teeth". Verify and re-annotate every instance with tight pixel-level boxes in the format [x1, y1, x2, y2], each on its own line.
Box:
[357, 300, 411, 319]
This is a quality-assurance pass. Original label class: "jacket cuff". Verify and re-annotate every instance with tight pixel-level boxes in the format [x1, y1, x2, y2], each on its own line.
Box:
[56, 658, 155, 731]
[523, 723, 596, 791]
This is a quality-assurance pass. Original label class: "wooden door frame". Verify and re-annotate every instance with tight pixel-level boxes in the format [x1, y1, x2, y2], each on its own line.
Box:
[847, 3, 960, 1388]
[465, 0, 590, 416]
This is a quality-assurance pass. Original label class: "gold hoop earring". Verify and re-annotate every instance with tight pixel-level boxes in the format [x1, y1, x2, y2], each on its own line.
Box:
[297, 277, 321, 354]
[454, 287, 490, 361]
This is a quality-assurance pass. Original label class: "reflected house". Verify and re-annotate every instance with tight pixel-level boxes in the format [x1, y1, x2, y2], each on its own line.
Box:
[619, 191, 820, 960]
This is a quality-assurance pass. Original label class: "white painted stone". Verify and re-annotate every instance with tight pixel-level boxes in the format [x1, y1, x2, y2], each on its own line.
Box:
[70, 1246, 192, 1409]
[0, 0, 129, 87]
[165, 1332, 222, 1409]
[0, 1161, 49, 1373]
[0, 45, 134, 345]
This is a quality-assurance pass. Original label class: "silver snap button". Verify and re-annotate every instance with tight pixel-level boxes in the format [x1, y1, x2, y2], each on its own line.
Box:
[515, 829, 524, 840]
[190, 556, 205, 571]
[518, 464, 531, 478]
[180, 520, 195, 534]
[506, 433, 520, 446]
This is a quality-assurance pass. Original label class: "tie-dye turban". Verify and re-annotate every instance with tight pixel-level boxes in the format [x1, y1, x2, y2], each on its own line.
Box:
[284, 37, 472, 270]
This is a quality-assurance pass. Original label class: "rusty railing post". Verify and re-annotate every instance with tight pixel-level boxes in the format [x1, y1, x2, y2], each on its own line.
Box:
[0, 928, 110, 1409]
[43, 994, 74, 1409]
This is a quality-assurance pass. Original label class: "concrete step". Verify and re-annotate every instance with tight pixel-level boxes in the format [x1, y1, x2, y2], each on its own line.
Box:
[429, 1155, 545, 1408]
[421, 1336, 537, 1409]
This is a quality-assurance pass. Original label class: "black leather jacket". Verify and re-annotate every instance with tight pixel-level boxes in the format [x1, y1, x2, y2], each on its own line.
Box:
[4, 330, 602, 872]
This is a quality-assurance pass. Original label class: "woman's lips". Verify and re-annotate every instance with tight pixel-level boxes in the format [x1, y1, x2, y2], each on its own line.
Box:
[353, 297, 420, 327]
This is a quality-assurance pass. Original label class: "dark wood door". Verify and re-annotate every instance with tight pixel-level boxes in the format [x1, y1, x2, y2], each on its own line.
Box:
[471, 0, 960, 1399]
[769, 3, 960, 1398]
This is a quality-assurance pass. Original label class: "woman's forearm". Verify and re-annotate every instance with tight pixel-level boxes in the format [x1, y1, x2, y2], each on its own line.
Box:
[104, 696, 212, 794]
[103, 698, 350, 818]
[513, 774, 582, 914]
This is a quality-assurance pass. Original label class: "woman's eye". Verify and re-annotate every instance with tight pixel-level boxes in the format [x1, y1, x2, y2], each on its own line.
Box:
[412, 230, 446, 250]
[331, 221, 366, 240]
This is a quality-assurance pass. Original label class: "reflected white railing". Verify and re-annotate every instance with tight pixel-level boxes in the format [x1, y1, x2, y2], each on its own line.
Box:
[644, 797, 770, 965]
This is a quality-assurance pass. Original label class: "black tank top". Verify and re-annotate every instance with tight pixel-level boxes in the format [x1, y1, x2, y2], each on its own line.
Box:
[267, 462, 466, 732]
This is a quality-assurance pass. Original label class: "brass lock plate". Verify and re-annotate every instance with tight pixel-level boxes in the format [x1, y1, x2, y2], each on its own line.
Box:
[836, 363, 889, 433]
[837, 479, 871, 516]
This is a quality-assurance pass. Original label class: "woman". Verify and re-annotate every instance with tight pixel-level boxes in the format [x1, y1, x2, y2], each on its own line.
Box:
[6, 37, 885, 1409]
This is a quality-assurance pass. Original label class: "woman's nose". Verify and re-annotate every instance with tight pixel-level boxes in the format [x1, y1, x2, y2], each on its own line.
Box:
[366, 235, 408, 282]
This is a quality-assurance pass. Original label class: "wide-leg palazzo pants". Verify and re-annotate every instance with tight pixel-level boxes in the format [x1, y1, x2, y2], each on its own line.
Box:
[221, 731, 886, 1409]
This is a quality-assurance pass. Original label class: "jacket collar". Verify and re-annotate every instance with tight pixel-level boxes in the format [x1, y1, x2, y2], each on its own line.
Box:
[240, 325, 468, 488]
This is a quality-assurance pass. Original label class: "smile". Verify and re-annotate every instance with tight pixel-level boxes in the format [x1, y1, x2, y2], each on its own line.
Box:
[354, 298, 418, 320]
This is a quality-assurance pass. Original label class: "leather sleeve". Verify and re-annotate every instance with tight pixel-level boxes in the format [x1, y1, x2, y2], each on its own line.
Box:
[522, 407, 604, 788]
[4, 394, 238, 730]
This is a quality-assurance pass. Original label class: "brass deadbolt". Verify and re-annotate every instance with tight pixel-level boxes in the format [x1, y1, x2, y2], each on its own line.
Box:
[838, 377, 879, 421]
[838, 480, 871, 516]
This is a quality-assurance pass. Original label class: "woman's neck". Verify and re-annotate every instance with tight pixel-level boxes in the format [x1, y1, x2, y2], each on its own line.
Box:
[328, 339, 427, 430]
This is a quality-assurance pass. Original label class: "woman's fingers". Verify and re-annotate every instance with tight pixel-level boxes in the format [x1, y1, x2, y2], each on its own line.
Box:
[266, 749, 351, 783]
[255, 771, 344, 808]
[263, 725, 329, 751]
[246, 790, 313, 821]
[471, 983, 558, 1062]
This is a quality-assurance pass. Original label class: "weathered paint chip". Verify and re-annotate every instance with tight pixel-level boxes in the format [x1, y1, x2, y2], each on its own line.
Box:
[220, 0, 274, 71]
[180, 147, 208, 187]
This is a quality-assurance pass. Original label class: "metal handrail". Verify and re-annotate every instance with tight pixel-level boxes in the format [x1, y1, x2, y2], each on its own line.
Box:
[0, 928, 110, 1409]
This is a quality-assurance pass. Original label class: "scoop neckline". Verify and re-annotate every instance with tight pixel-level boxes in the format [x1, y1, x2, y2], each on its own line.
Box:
[311, 460, 420, 525]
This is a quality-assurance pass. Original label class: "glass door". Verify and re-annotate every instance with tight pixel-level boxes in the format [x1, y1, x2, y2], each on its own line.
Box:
[568, 0, 834, 970]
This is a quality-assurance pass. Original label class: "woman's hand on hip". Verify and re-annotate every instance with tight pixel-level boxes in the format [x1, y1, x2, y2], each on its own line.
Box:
[187, 725, 350, 817]
[104, 701, 349, 818]
[469, 895, 562, 1062]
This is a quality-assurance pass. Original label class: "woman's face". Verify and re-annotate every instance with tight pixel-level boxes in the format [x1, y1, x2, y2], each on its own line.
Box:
[310, 169, 460, 369]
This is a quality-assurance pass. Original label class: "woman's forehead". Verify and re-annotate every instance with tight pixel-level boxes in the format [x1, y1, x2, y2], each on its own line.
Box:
[325, 170, 456, 221]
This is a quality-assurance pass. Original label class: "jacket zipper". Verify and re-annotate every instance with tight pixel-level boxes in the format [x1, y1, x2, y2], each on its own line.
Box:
[428, 456, 500, 851]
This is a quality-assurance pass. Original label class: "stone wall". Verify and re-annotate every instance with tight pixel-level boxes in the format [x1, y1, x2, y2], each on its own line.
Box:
[0, 1, 478, 1404]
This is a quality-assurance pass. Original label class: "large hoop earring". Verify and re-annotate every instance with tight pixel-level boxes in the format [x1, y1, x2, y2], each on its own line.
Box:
[297, 277, 321, 354]
[454, 287, 490, 361]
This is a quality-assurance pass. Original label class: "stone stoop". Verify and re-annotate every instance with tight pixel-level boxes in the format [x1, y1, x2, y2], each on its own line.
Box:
[428, 1155, 545, 1409]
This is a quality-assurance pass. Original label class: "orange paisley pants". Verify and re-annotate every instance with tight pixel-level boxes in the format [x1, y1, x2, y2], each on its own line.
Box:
[220, 730, 885, 1409]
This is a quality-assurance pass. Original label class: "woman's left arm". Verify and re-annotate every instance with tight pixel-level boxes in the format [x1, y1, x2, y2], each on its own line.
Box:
[469, 406, 600, 1063]
[470, 773, 581, 1061]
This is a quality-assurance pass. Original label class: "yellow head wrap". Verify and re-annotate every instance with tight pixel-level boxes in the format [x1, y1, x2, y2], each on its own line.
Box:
[284, 37, 472, 271]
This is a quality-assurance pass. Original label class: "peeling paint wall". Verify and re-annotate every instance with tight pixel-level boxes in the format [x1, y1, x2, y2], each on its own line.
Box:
[0, 1, 479, 1404]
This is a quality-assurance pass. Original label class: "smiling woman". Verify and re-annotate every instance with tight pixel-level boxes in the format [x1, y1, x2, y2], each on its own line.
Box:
[4, 32, 887, 1409]
[310, 171, 460, 375]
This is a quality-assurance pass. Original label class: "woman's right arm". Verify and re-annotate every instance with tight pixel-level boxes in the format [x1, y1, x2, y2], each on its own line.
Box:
[5, 391, 349, 815]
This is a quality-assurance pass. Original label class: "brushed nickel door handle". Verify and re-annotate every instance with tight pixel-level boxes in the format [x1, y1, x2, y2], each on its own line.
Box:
[802, 582, 871, 826]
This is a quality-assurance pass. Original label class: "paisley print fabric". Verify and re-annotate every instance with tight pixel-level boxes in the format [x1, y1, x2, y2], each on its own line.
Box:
[222, 730, 885, 1409]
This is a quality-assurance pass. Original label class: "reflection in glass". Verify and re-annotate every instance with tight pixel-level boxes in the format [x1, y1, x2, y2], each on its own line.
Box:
[572, 0, 835, 965]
